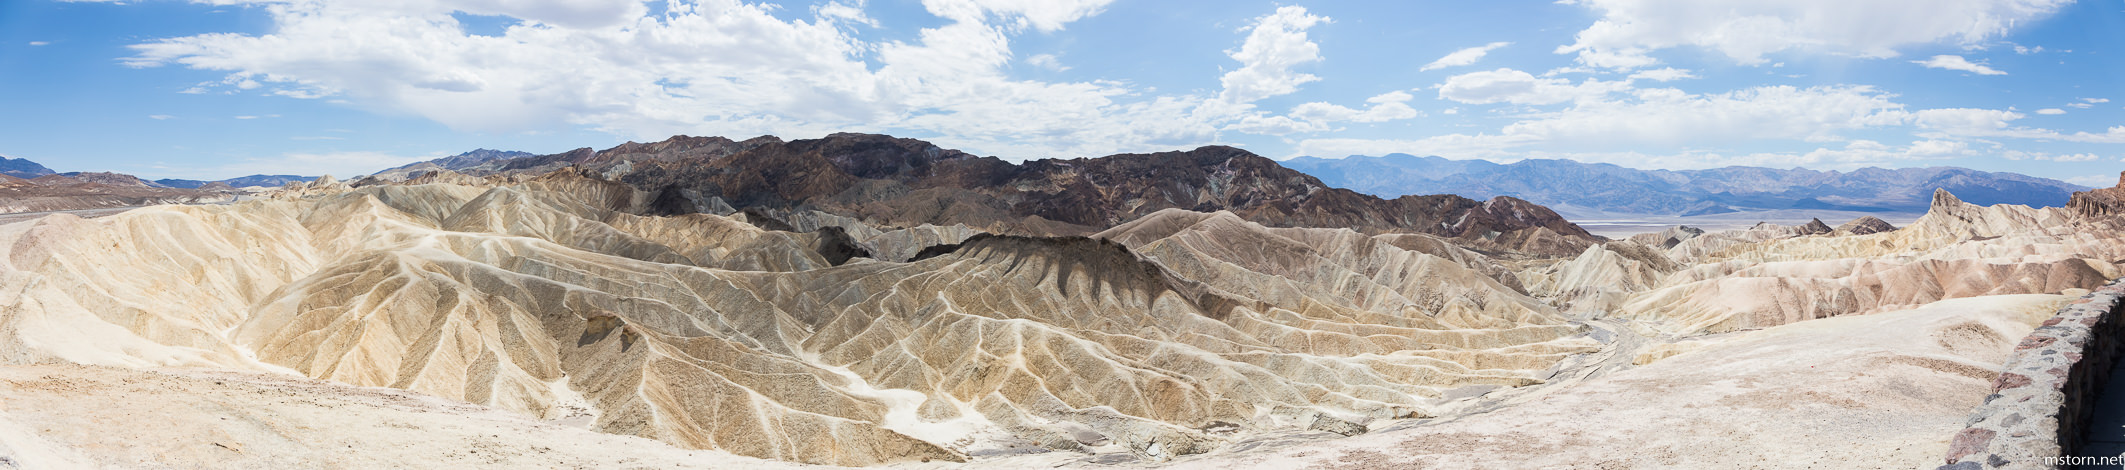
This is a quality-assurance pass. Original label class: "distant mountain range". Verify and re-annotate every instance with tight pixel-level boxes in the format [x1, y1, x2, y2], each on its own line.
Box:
[1, 154, 318, 189]
[1281, 154, 2088, 216]
[155, 175, 318, 189]
[0, 157, 55, 179]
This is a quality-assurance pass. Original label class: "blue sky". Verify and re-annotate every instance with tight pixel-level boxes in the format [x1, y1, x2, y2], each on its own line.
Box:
[0, 0, 2121, 184]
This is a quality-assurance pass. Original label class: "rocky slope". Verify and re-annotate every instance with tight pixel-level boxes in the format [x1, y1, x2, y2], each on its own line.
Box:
[1284, 153, 2087, 216]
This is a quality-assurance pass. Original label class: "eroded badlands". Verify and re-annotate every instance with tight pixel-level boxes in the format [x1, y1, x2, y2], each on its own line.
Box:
[2, 168, 2122, 469]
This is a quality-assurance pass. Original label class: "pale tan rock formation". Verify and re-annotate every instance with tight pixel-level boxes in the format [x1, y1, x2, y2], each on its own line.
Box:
[1552, 188, 2121, 335]
[7, 169, 2125, 468]
[1162, 294, 2070, 469]
[0, 176, 1590, 465]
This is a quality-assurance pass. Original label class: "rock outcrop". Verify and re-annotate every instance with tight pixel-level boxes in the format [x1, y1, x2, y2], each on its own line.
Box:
[1834, 215, 1898, 235]
[2068, 171, 2125, 218]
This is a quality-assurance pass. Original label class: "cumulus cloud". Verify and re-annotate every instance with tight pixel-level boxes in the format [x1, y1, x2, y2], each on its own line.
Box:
[1296, 137, 1985, 171]
[2035, 108, 2066, 115]
[28, 41, 49, 46]
[1556, 0, 2069, 69]
[814, 1, 879, 27]
[1226, 91, 1419, 136]
[1437, 68, 1630, 105]
[1503, 85, 1911, 147]
[148, 114, 173, 120]
[1420, 42, 1510, 72]
[118, 1, 1396, 159]
[1628, 67, 1697, 82]
[1024, 53, 1068, 71]
[1912, 108, 2125, 143]
[1226, 114, 1329, 136]
[2004, 150, 2100, 162]
[1290, 91, 1420, 123]
[1913, 55, 2007, 75]
[1300, 84, 1920, 161]
[1217, 6, 1329, 104]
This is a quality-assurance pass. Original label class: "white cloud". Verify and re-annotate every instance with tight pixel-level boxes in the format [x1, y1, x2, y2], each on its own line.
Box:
[2014, 44, 2044, 54]
[2087, 98, 2112, 104]
[120, 0, 1246, 160]
[1226, 115, 1329, 136]
[1911, 108, 2021, 134]
[1502, 85, 1910, 147]
[120, 1, 1406, 160]
[28, 41, 49, 46]
[1025, 53, 1068, 71]
[1436, 68, 1630, 105]
[1903, 139, 1970, 157]
[1913, 55, 2006, 75]
[2035, 108, 2065, 115]
[2004, 150, 2099, 162]
[1228, 90, 1419, 136]
[1301, 84, 1915, 160]
[1420, 42, 1510, 72]
[1556, 0, 2069, 69]
[1912, 108, 2125, 143]
[2066, 175, 2113, 186]
[920, 0, 1116, 33]
[1293, 137, 1977, 170]
[148, 114, 173, 120]
[815, 1, 879, 27]
[1217, 6, 1329, 103]
[1295, 133, 1535, 160]
[1292, 91, 1418, 122]
[2070, 98, 2109, 109]
[233, 115, 259, 120]
[1627, 67, 1697, 82]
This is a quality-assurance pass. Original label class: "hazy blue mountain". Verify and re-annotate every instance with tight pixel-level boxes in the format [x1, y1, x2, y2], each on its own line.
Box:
[1282, 154, 2088, 216]
[156, 175, 318, 188]
[0, 156, 55, 179]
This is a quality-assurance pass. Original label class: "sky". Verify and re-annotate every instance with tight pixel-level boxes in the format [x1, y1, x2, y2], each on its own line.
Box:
[0, 0, 2121, 184]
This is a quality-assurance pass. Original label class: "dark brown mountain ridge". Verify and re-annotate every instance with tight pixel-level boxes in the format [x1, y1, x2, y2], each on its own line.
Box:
[419, 133, 1602, 256]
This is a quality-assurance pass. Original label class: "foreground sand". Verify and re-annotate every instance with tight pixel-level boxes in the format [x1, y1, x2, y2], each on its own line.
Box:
[0, 365, 812, 469]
